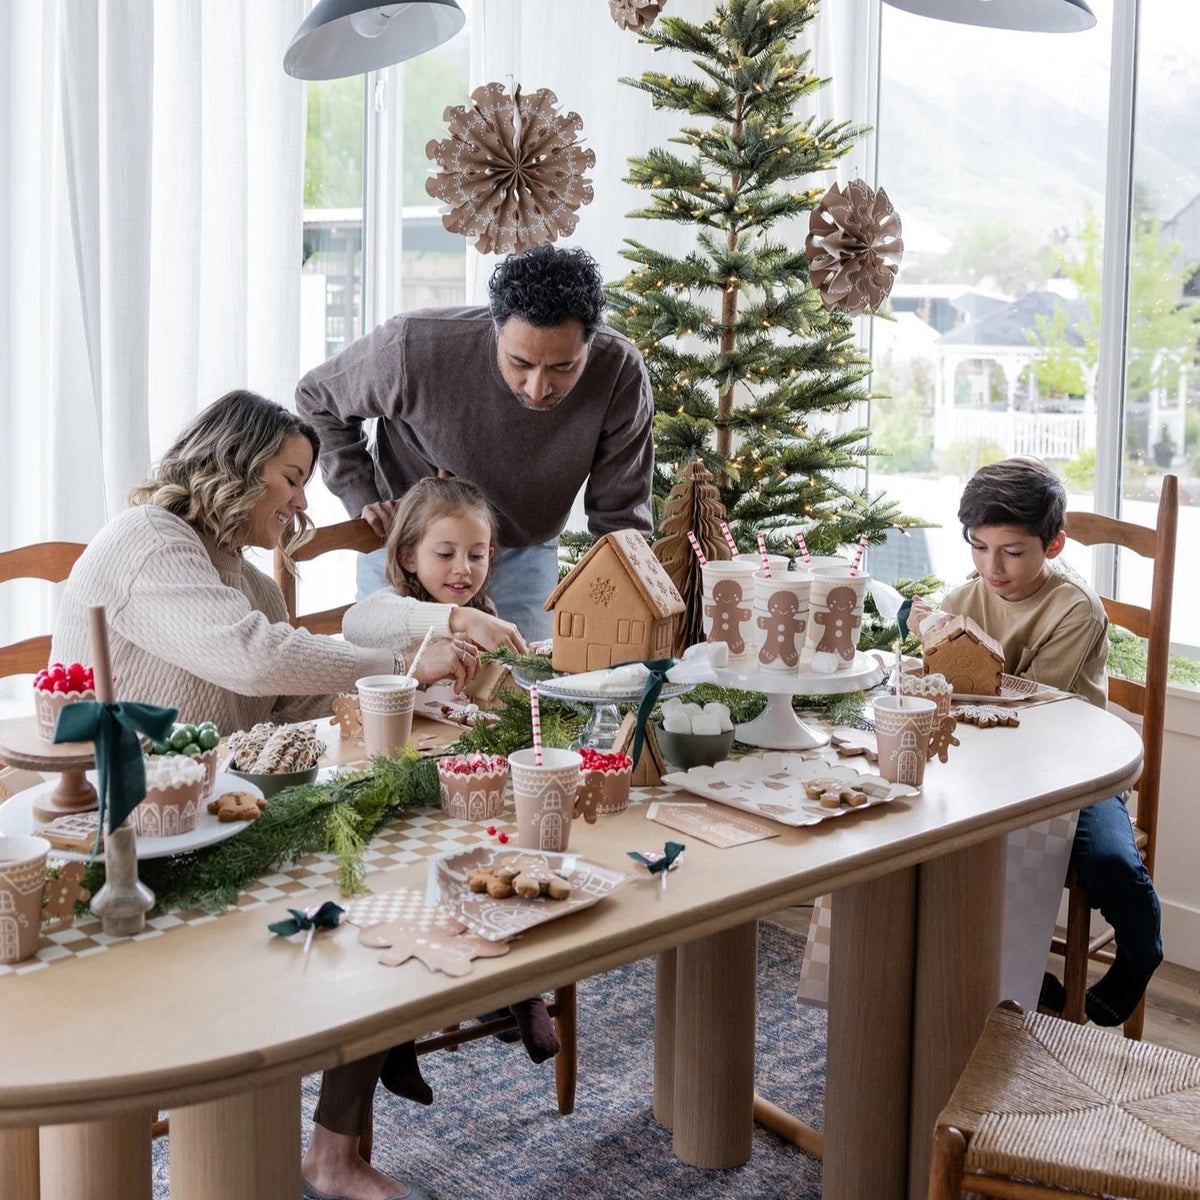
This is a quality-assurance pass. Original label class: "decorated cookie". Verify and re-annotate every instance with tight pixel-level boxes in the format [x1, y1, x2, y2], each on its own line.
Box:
[207, 790, 269, 822]
[39, 812, 101, 853]
[331, 695, 362, 740]
[927, 715, 961, 762]
[951, 704, 1019, 728]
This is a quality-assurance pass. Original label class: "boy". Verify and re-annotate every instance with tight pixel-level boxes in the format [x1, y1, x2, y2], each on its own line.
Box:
[911, 457, 1162, 1025]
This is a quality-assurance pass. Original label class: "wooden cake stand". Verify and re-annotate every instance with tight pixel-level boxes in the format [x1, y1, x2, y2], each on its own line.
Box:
[0, 715, 98, 819]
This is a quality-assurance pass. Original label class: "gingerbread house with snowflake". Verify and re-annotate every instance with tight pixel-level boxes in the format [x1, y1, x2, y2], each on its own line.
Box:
[544, 530, 685, 674]
[923, 614, 1005, 695]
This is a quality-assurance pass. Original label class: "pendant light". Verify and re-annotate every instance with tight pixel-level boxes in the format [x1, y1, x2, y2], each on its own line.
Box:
[881, 0, 1096, 33]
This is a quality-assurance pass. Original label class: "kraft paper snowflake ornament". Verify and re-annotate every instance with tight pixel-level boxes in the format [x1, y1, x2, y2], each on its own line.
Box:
[805, 179, 904, 316]
[425, 81, 596, 256]
[610, 0, 667, 32]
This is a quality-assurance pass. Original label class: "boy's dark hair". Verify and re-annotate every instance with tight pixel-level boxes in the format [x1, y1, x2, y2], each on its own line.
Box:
[488, 244, 606, 341]
[958, 457, 1067, 548]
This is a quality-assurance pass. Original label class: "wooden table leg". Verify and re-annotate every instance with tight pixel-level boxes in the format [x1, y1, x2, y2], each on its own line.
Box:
[39, 1113, 152, 1200]
[824, 866, 918, 1200]
[553, 982, 578, 1115]
[170, 1076, 301, 1200]
[653, 947, 677, 1128]
[0, 1128, 38, 1200]
[672, 922, 757, 1168]
[907, 836, 1005, 1199]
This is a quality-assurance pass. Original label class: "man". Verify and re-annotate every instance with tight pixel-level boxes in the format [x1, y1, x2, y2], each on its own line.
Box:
[296, 244, 654, 640]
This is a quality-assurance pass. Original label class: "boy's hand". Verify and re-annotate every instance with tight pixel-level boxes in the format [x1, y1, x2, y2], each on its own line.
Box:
[908, 595, 934, 643]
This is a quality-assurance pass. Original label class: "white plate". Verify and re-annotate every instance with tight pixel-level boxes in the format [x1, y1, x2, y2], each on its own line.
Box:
[662, 753, 918, 827]
[0, 772, 263, 861]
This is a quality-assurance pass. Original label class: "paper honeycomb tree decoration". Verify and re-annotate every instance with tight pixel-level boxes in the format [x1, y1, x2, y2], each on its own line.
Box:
[425, 82, 596, 256]
[652, 459, 732, 655]
[610, 0, 668, 31]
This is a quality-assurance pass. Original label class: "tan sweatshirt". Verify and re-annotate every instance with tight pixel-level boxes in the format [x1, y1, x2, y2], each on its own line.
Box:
[942, 565, 1109, 708]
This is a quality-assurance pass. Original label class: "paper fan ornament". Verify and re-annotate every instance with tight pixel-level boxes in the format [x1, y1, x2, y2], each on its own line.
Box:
[610, 0, 667, 31]
[425, 82, 595, 256]
[805, 180, 904, 317]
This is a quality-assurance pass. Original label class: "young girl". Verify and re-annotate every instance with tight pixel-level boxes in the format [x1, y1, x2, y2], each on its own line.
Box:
[342, 476, 526, 659]
[341, 477, 556, 1083]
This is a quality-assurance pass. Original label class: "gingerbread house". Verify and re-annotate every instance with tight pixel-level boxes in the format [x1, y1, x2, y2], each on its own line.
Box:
[923, 615, 1004, 695]
[544, 530, 685, 674]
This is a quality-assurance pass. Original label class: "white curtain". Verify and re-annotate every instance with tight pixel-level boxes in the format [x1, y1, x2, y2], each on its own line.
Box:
[0, 0, 304, 670]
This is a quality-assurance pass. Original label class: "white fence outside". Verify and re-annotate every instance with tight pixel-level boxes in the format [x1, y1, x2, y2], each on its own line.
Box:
[942, 409, 1092, 460]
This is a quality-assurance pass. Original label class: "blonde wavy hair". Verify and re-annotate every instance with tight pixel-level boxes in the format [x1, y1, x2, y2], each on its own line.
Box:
[128, 389, 320, 567]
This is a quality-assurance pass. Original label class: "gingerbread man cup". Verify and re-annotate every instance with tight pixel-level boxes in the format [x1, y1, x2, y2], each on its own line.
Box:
[753, 572, 810, 674]
[701, 560, 758, 664]
[805, 567, 869, 674]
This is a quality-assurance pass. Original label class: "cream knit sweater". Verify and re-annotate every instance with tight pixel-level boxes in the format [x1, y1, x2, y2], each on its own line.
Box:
[50, 505, 400, 732]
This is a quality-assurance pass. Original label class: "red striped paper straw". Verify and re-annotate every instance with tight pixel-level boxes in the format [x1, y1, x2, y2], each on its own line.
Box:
[719, 521, 740, 557]
[686, 530, 708, 566]
[530, 683, 543, 766]
[795, 531, 811, 564]
[849, 532, 870, 577]
[756, 533, 771, 578]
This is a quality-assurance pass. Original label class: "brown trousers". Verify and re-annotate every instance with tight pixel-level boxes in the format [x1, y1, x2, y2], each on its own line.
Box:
[312, 1051, 387, 1136]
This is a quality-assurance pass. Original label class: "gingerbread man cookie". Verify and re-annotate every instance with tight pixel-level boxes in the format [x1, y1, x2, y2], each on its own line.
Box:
[705, 578, 751, 656]
[757, 591, 806, 667]
[573, 771, 605, 825]
[331, 694, 362, 741]
[207, 791, 269, 821]
[926, 715, 961, 763]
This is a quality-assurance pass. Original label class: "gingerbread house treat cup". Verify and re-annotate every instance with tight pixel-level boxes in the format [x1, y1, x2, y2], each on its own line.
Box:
[0, 835, 50, 964]
[873, 695, 938, 788]
[509, 748, 582, 852]
[576, 750, 634, 817]
[33, 687, 96, 742]
[356, 675, 418, 758]
[131, 755, 206, 838]
[753, 571, 811, 675]
[437, 755, 508, 821]
[805, 566, 870, 674]
[900, 671, 953, 721]
[700, 560, 761, 667]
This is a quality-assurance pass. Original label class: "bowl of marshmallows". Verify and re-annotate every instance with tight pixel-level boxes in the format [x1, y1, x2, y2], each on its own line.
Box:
[654, 697, 736, 770]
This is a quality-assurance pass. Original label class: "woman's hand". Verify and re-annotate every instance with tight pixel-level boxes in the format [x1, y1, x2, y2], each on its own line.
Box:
[448, 608, 527, 655]
[411, 636, 479, 694]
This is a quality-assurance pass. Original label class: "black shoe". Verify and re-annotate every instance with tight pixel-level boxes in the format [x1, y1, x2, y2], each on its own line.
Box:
[1038, 971, 1066, 1015]
[478, 1007, 521, 1043]
[379, 1041, 433, 1105]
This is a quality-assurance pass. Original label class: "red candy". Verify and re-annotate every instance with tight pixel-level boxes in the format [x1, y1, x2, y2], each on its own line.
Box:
[486, 826, 497, 836]
[33, 662, 94, 694]
[438, 753, 507, 776]
[497, 832, 509, 844]
[578, 748, 633, 773]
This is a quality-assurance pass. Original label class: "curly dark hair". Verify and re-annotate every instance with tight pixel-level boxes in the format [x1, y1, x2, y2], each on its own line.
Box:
[958, 457, 1067, 548]
[487, 244, 606, 340]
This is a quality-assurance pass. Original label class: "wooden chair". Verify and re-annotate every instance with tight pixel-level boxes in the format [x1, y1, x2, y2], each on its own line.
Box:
[275, 517, 579, 1114]
[928, 1000, 1200, 1199]
[0, 542, 87, 677]
[1048, 474, 1177, 1040]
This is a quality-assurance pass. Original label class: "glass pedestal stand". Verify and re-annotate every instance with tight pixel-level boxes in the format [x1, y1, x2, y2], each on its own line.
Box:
[716, 652, 886, 750]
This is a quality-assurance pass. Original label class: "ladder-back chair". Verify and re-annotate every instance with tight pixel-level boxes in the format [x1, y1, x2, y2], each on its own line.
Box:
[0, 542, 87, 678]
[1049, 474, 1178, 1040]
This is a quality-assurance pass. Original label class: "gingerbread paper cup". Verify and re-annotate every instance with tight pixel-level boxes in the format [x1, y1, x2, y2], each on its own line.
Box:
[509, 748, 582, 852]
[356, 675, 418, 758]
[131, 756, 205, 838]
[33, 687, 96, 742]
[0, 835, 50, 964]
[805, 566, 870, 674]
[752, 570, 811, 675]
[900, 672, 953, 722]
[700, 560, 760, 667]
[873, 696, 938, 788]
[437, 756, 508, 822]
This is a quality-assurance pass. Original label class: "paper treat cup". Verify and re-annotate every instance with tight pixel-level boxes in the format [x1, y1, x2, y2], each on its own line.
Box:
[900, 672, 953, 722]
[753, 570, 811, 675]
[792, 554, 849, 576]
[437, 761, 508, 822]
[33, 687, 95, 742]
[509, 747, 582, 852]
[581, 765, 634, 816]
[356, 675, 418, 758]
[805, 567, 870, 673]
[0, 835, 49, 964]
[132, 757, 206, 837]
[873, 696, 937, 788]
[700, 560, 760, 667]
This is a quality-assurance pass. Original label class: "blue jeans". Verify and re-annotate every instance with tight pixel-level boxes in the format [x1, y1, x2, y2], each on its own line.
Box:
[356, 540, 559, 643]
[1070, 795, 1163, 979]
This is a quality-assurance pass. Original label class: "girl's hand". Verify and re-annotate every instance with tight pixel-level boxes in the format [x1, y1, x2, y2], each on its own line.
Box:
[448, 608, 527, 655]
[411, 637, 479, 694]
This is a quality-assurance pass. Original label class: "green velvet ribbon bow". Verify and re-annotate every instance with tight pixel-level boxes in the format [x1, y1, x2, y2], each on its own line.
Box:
[53, 700, 178, 838]
[630, 658, 677, 768]
[628, 841, 686, 875]
[268, 901, 344, 938]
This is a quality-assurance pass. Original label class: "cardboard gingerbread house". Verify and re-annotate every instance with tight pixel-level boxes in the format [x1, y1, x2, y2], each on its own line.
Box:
[923, 615, 1004, 695]
[544, 530, 685, 674]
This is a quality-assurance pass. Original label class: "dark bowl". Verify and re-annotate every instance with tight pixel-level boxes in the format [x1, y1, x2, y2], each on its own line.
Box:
[226, 765, 319, 798]
[653, 721, 736, 770]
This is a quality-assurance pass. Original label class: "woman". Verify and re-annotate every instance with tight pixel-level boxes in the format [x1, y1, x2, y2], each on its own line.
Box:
[52, 389, 445, 1200]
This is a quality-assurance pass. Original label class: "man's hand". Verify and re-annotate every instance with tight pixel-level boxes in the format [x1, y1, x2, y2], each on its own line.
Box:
[449, 608, 527, 655]
[359, 500, 401, 537]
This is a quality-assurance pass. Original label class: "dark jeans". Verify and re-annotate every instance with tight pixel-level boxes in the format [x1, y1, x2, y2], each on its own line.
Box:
[1071, 795, 1163, 978]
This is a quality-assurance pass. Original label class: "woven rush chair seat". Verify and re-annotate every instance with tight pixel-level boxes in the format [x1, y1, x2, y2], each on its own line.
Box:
[930, 1002, 1200, 1200]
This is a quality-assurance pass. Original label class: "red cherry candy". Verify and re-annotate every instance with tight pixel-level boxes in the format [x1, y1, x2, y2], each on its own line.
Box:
[497, 832, 509, 844]
[486, 826, 497, 836]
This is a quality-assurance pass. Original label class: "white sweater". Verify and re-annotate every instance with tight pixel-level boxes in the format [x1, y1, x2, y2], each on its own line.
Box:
[341, 588, 455, 652]
[51, 505, 396, 733]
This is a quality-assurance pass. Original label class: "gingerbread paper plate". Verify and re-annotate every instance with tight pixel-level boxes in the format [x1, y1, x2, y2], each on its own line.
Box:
[661, 753, 918, 827]
[425, 845, 631, 941]
[951, 674, 1066, 704]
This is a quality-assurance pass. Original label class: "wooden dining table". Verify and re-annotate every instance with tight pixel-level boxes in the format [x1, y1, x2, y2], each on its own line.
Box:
[0, 700, 1142, 1200]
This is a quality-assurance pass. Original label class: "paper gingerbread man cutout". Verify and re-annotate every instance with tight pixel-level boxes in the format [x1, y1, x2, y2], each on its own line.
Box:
[41, 861, 89, 930]
[573, 771, 604, 824]
[756, 591, 806, 667]
[357, 923, 511, 976]
[926, 716, 960, 763]
[810, 586, 861, 674]
[331, 694, 362, 741]
[705, 578, 751, 656]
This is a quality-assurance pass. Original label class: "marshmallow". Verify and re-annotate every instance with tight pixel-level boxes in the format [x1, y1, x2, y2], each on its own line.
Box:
[663, 711, 694, 734]
[661, 697, 685, 714]
[703, 701, 734, 732]
[681, 702, 703, 719]
[690, 713, 723, 736]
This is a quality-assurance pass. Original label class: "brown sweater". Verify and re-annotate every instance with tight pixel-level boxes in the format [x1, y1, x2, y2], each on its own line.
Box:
[294, 306, 654, 548]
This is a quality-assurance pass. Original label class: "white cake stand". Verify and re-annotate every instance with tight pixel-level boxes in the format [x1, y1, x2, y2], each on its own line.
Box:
[716, 651, 887, 750]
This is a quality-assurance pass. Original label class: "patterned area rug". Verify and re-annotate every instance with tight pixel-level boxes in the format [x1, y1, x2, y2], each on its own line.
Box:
[151, 921, 825, 1199]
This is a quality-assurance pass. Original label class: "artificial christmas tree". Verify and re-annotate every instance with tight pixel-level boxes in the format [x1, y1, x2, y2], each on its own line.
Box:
[607, 0, 917, 554]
